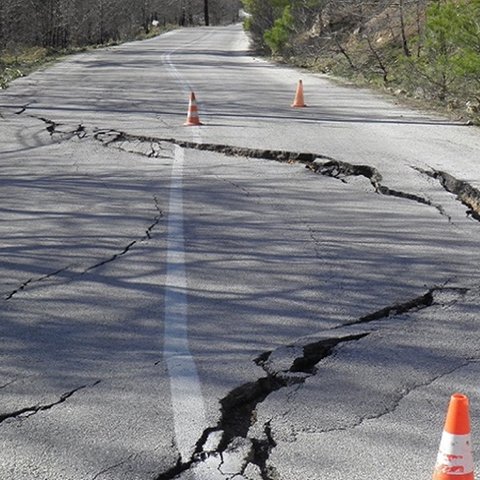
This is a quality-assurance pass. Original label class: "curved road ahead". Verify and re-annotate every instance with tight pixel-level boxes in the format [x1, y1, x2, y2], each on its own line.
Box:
[1, 24, 479, 480]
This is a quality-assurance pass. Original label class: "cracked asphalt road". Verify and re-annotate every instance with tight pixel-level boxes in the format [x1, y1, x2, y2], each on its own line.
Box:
[1, 24, 480, 480]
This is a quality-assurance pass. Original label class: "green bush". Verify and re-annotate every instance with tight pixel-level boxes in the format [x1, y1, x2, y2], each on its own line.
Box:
[264, 5, 294, 54]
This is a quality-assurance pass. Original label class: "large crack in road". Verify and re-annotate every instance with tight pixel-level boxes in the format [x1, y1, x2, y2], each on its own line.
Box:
[154, 284, 471, 480]
[341, 284, 469, 328]
[88, 127, 480, 221]
[156, 332, 369, 480]
[11, 113, 480, 220]
[5, 113, 480, 479]
[414, 166, 480, 221]
[310, 160, 449, 219]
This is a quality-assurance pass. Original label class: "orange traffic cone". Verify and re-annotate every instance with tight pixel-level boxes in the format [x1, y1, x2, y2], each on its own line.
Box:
[184, 91, 203, 126]
[291, 80, 307, 108]
[433, 393, 474, 480]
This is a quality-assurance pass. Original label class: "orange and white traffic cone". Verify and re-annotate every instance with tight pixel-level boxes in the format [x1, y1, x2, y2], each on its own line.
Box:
[433, 393, 474, 480]
[184, 91, 203, 126]
[291, 79, 307, 108]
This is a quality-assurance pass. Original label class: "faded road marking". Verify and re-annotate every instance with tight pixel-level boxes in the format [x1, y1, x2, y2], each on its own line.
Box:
[162, 36, 209, 143]
[164, 146, 207, 462]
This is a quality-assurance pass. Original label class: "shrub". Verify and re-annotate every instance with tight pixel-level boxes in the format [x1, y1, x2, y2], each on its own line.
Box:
[264, 5, 294, 54]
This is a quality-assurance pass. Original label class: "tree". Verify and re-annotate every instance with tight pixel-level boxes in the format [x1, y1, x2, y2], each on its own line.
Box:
[0, 0, 240, 55]
[264, 3, 294, 54]
[408, 0, 462, 100]
[453, 1, 480, 72]
[398, 0, 411, 57]
[242, 0, 276, 51]
[204, 0, 210, 26]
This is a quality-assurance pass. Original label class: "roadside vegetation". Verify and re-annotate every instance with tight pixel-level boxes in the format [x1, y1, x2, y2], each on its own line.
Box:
[242, 0, 480, 123]
[0, 0, 241, 89]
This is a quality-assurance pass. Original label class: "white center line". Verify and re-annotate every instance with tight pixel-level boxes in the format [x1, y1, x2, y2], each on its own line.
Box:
[163, 51, 191, 96]
[164, 145, 207, 463]
[162, 33, 212, 144]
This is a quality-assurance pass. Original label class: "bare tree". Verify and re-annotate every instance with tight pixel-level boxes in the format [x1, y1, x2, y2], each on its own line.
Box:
[204, 0, 210, 26]
[398, 0, 411, 56]
[0, 0, 240, 55]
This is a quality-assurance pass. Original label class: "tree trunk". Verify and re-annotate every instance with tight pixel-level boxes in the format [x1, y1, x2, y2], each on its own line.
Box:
[366, 34, 389, 84]
[204, 0, 209, 26]
[399, 0, 411, 57]
[333, 33, 357, 72]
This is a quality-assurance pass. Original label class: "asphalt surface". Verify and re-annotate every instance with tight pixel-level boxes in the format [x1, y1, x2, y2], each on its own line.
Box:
[1, 24, 479, 480]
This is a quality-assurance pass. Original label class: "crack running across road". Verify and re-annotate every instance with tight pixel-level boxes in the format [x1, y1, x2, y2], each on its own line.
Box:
[18, 114, 480, 221]
[91, 128, 476, 220]
[414, 166, 480, 220]
[0, 381, 101, 425]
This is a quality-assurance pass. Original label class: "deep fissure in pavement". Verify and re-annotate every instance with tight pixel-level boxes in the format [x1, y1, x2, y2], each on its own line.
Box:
[342, 289, 435, 327]
[19, 116, 480, 478]
[341, 285, 470, 328]
[154, 283, 471, 479]
[310, 160, 448, 217]
[92, 128, 332, 164]
[251, 422, 278, 480]
[414, 167, 480, 221]
[91, 128, 468, 219]
[155, 333, 368, 480]
[155, 457, 189, 480]
[31, 118, 480, 220]
[36, 116, 86, 140]
[289, 334, 369, 374]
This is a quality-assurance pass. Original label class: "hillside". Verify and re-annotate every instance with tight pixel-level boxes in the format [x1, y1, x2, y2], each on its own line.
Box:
[243, 0, 480, 122]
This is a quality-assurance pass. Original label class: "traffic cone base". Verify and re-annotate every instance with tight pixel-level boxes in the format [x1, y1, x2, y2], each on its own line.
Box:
[184, 91, 203, 126]
[291, 79, 307, 108]
[433, 393, 474, 480]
